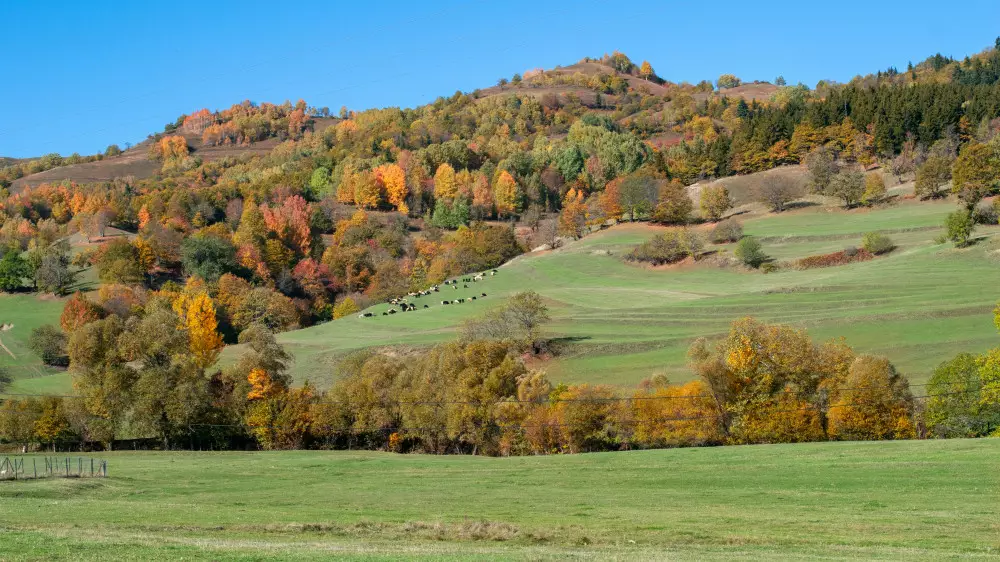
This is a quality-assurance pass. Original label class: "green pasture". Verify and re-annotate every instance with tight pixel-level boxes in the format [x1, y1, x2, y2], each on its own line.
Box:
[263, 199, 1000, 389]
[0, 294, 69, 394]
[0, 439, 996, 560]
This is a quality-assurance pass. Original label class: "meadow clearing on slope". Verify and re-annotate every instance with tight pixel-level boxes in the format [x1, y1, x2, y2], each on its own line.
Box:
[259, 198, 1000, 389]
[0, 439, 995, 560]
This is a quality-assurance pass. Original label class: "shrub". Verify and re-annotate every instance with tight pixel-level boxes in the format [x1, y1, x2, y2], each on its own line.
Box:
[972, 200, 999, 225]
[861, 232, 895, 255]
[28, 325, 69, 367]
[760, 262, 779, 274]
[945, 209, 975, 247]
[709, 219, 743, 243]
[796, 248, 873, 269]
[734, 236, 768, 268]
[626, 229, 704, 266]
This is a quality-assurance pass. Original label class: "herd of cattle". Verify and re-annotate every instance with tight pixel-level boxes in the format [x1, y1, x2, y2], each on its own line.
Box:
[357, 269, 498, 318]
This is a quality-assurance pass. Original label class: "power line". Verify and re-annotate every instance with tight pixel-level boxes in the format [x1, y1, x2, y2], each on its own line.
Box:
[0, 381, 945, 404]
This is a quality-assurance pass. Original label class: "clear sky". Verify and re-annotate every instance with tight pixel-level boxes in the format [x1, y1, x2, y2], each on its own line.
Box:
[2, 0, 999, 158]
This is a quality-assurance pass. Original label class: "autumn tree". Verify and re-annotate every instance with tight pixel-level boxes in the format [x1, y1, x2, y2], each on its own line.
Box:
[653, 181, 693, 224]
[375, 163, 408, 214]
[951, 142, 1000, 209]
[639, 60, 654, 81]
[829, 170, 865, 208]
[914, 154, 952, 199]
[699, 184, 732, 221]
[173, 291, 224, 369]
[619, 175, 658, 221]
[434, 163, 458, 200]
[493, 170, 521, 218]
[827, 356, 915, 441]
[861, 172, 887, 206]
[60, 292, 103, 332]
[804, 147, 837, 193]
[717, 74, 741, 89]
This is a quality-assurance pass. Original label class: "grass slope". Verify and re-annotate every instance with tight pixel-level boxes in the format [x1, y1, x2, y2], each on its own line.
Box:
[0, 294, 71, 395]
[267, 198, 1000, 389]
[0, 439, 996, 560]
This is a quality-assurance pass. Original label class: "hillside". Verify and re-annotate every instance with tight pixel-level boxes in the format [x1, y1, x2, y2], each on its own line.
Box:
[9, 117, 340, 190]
[1, 439, 996, 559]
[245, 193, 1000, 390]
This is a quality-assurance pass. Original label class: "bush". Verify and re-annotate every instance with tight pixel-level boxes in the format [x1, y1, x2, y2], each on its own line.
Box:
[626, 229, 704, 266]
[760, 262, 779, 274]
[28, 325, 69, 367]
[734, 236, 768, 268]
[861, 232, 895, 255]
[972, 200, 999, 225]
[796, 249, 873, 269]
[945, 209, 975, 247]
[709, 219, 743, 243]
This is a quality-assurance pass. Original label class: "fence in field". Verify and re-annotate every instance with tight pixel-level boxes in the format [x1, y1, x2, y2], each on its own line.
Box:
[0, 456, 107, 481]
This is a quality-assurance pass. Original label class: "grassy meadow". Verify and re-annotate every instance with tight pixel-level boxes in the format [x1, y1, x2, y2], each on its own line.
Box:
[0, 438, 996, 560]
[252, 198, 1000, 389]
[0, 293, 71, 394]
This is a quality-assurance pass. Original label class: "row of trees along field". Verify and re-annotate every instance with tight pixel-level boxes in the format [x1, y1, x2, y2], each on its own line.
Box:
[2, 291, 998, 452]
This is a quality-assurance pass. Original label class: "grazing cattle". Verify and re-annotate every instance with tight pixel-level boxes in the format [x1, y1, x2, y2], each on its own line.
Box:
[442, 300, 450, 305]
[471, 296, 477, 300]
[481, 292, 487, 297]
[382, 312, 388, 316]
[453, 286, 458, 290]
[463, 284, 468, 288]
[388, 309, 396, 315]
[458, 299, 465, 303]
[423, 304, 429, 308]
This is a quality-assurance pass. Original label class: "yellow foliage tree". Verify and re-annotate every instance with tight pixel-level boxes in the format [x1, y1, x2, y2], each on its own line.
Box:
[332, 296, 361, 319]
[353, 169, 381, 209]
[173, 292, 224, 369]
[434, 163, 457, 200]
[492, 170, 520, 218]
[827, 355, 915, 440]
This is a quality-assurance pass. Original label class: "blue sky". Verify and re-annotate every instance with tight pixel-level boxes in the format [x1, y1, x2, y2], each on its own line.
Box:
[2, 0, 999, 158]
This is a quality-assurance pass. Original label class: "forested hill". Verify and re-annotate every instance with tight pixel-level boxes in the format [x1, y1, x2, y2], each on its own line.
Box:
[4, 44, 1000, 335]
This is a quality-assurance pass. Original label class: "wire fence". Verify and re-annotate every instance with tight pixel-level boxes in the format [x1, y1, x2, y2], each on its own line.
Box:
[0, 455, 107, 481]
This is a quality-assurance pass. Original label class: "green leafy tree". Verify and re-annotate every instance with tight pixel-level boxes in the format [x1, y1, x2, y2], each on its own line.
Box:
[181, 236, 238, 282]
[945, 209, 975, 247]
[735, 236, 768, 268]
[0, 250, 30, 292]
[926, 353, 999, 437]
[829, 170, 865, 208]
[619, 175, 659, 221]
[28, 325, 68, 367]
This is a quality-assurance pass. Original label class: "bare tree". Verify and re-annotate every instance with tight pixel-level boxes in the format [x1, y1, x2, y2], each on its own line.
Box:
[751, 175, 804, 212]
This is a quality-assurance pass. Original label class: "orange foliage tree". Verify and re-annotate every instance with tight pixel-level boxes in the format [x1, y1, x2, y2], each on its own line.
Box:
[375, 163, 408, 213]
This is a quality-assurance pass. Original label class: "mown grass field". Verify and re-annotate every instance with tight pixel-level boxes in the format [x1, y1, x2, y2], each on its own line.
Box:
[0, 439, 996, 560]
[253, 198, 1000, 390]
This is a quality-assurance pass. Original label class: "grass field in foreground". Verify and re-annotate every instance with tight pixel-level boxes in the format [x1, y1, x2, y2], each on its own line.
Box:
[0, 439, 997, 560]
[256, 198, 1000, 390]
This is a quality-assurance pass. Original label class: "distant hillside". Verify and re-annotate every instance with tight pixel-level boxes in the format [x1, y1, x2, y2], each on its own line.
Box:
[9, 116, 340, 190]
